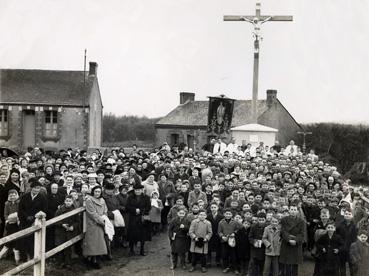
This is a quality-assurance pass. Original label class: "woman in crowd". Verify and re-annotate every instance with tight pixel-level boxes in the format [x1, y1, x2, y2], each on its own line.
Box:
[83, 185, 108, 269]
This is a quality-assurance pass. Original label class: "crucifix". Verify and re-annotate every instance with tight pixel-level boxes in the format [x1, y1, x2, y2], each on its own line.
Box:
[224, 2, 293, 123]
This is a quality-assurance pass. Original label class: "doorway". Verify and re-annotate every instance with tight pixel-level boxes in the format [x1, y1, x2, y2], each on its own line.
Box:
[187, 135, 194, 150]
[23, 110, 36, 147]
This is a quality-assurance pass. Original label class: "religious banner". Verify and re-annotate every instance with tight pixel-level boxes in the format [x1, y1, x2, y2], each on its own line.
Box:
[207, 95, 235, 135]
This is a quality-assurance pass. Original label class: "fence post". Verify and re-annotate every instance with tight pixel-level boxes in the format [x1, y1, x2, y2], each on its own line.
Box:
[83, 203, 86, 233]
[34, 211, 46, 276]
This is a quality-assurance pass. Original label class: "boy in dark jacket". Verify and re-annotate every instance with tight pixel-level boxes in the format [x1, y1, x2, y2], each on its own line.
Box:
[55, 195, 79, 267]
[315, 221, 343, 276]
[336, 210, 357, 276]
[207, 202, 223, 267]
[350, 230, 369, 276]
[235, 219, 251, 276]
[218, 209, 242, 274]
[249, 212, 267, 276]
[168, 206, 190, 270]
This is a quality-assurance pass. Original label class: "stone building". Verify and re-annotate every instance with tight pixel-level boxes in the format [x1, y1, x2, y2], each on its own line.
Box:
[0, 62, 103, 150]
[155, 90, 301, 149]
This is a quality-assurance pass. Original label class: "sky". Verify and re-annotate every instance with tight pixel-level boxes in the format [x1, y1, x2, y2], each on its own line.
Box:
[0, 0, 368, 124]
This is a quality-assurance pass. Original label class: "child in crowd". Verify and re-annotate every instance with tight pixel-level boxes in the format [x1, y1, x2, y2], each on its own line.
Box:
[149, 191, 163, 235]
[262, 216, 281, 276]
[189, 210, 212, 273]
[55, 195, 80, 268]
[167, 196, 186, 224]
[235, 219, 251, 276]
[249, 213, 267, 276]
[218, 209, 242, 274]
[168, 206, 190, 270]
[0, 189, 20, 264]
[207, 202, 223, 267]
[350, 230, 369, 276]
[315, 220, 343, 276]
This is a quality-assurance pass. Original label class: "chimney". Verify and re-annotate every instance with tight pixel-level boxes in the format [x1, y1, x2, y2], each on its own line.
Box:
[89, 62, 98, 76]
[180, 92, 195, 104]
[266, 90, 277, 108]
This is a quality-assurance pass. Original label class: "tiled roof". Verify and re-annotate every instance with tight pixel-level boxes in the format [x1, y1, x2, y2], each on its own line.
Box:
[156, 100, 268, 127]
[0, 69, 95, 106]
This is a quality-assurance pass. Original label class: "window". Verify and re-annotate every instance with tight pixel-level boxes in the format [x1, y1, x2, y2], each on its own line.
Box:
[0, 109, 8, 137]
[45, 111, 58, 138]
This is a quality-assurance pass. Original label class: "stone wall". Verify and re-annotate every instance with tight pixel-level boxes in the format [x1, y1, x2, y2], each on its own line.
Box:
[0, 105, 89, 151]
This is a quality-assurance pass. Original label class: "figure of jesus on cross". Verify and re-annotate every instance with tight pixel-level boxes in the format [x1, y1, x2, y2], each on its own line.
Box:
[224, 2, 293, 122]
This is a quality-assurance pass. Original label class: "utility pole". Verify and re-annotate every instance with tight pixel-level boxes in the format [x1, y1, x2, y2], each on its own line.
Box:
[297, 131, 312, 153]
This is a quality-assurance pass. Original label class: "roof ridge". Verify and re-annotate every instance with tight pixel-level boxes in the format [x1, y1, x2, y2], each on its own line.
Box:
[0, 68, 85, 73]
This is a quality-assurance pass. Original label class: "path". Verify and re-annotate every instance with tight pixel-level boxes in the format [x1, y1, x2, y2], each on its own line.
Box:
[80, 233, 315, 276]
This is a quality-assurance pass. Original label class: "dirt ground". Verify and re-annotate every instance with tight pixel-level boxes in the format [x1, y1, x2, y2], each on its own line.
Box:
[0, 233, 315, 275]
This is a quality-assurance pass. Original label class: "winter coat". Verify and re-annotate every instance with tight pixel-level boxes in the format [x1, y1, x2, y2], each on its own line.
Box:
[126, 193, 151, 242]
[168, 216, 190, 254]
[218, 219, 242, 241]
[262, 225, 281, 256]
[350, 240, 369, 276]
[207, 212, 223, 251]
[18, 192, 48, 228]
[279, 215, 305, 265]
[102, 192, 121, 220]
[167, 204, 188, 224]
[54, 204, 79, 247]
[116, 193, 129, 227]
[235, 227, 250, 261]
[315, 233, 343, 276]
[249, 223, 266, 261]
[4, 200, 19, 223]
[82, 196, 108, 256]
[4, 199, 20, 247]
[189, 218, 212, 254]
[46, 192, 65, 220]
[149, 198, 163, 223]
[188, 190, 208, 208]
[336, 220, 358, 258]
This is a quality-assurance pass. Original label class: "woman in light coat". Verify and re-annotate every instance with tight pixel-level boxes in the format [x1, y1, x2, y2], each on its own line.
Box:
[83, 186, 108, 269]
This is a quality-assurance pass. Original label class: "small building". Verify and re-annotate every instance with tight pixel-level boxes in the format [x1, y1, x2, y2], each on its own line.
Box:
[0, 62, 103, 151]
[155, 90, 301, 148]
[231, 123, 278, 147]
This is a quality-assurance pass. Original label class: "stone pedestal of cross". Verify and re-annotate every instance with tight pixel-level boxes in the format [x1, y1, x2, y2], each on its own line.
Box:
[224, 2, 293, 123]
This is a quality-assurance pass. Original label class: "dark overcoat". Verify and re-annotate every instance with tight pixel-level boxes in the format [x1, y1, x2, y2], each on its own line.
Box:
[126, 193, 151, 242]
[207, 212, 223, 251]
[279, 215, 305, 265]
[350, 240, 369, 276]
[168, 216, 190, 254]
[315, 233, 344, 276]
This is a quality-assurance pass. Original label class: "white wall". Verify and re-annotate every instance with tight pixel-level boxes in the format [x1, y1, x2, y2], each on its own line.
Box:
[232, 131, 276, 147]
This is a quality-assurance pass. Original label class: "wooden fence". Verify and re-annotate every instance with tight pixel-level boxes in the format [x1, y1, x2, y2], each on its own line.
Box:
[0, 207, 86, 276]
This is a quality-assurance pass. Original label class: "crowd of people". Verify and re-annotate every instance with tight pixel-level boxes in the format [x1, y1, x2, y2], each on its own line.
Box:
[0, 140, 368, 276]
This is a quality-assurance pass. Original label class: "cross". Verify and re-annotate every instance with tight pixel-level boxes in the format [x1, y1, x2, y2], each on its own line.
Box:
[224, 2, 293, 123]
